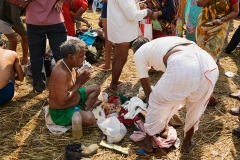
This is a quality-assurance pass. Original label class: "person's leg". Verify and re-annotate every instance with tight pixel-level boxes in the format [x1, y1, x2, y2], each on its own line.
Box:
[98, 18, 112, 70]
[109, 42, 130, 92]
[27, 24, 47, 93]
[12, 26, 28, 65]
[225, 25, 240, 54]
[0, 20, 17, 50]
[183, 78, 216, 152]
[182, 126, 195, 153]
[84, 84, 101, 111]
[0, 79, 14, 105]
[4, 33, 17, 51]
[46, 23, 67, 63]
[77, 84, 100, 126]
[79, 110, 96, 126]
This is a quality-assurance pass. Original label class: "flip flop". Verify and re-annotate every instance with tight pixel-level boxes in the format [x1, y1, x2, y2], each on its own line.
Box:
[232, 128, 240, 137]
[229, 91, 240, 100]
[229, 107, 240, 116]
[65, 143, 99, 158]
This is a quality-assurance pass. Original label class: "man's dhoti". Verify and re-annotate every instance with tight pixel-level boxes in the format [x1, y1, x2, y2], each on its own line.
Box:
[145, 49, 219, 136]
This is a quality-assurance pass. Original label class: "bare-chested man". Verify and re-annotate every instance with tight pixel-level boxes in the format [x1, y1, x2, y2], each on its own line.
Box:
[49, 38, 100, 127]
[0, 39, 24, 105]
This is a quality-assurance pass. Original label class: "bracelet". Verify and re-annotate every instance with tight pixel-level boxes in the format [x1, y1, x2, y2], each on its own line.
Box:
[158, 11, 162, 17]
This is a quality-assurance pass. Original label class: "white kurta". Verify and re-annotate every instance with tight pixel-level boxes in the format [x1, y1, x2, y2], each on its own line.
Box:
[134, 37, 219, 136]
[107, 0, 148, 43]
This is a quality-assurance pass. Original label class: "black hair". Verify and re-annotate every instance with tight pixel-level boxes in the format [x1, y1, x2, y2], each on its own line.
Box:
[132, 37, 150, 53]
[0, 39, 6, 47]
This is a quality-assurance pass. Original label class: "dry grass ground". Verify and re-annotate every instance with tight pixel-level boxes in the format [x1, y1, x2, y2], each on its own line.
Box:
[1, 10, 240, 160]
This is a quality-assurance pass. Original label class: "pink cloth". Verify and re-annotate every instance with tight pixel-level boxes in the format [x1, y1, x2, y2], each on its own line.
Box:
[130, 120, 180, 148]
[8, 0, 71, 25]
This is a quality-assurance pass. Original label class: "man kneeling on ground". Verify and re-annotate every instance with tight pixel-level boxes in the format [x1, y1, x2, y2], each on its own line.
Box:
[0, 39, 24, 105]
[49, 38, 100, 126]
[132, 37, 219, 153]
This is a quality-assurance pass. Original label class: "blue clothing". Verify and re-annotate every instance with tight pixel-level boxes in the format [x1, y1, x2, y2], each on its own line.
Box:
[101, 2, 107, 18]
[0, 78, 14, 105]
[79, 31, 97, 46]
[184, 0, 202, 42]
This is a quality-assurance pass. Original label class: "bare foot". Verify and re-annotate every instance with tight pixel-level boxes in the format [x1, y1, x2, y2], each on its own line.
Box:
[109, 85, 118, 93]
[85, 100, 102, 111]
[98, 64, 111, 70]
[21, 57, 28, 65]
[117, 80, 125, 85]
[136, 139, 153, 153]
[181, 138, 196, 153]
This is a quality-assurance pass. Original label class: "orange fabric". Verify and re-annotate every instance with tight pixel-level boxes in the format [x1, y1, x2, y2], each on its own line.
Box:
[178, 0, 186, 18]
[63, 0, 88, 36]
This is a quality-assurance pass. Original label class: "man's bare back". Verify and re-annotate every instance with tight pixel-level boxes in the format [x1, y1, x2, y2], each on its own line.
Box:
[0, 48, 24, 89]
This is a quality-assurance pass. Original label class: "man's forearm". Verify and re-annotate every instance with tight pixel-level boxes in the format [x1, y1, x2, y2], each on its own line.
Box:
[64, 82, 82, 103]
[7, 0, 25, 6]
[140, 78, 152, 98]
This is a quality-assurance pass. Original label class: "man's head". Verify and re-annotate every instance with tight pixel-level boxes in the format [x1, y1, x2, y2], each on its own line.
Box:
[132, 37, 150, 53]
[0, 39, 6, 49]
[60, 38, 86, 66]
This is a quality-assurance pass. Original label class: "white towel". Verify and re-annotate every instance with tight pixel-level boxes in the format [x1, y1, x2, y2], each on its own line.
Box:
[122, 96, 147, 119]
[43, 105, 71, 135]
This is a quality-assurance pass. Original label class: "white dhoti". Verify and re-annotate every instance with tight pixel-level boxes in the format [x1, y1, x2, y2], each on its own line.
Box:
[145, 50, 219, 136]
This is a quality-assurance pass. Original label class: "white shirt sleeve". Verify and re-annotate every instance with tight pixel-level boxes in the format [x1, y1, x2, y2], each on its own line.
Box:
[134, 49, 149, 79]
[117, 0, 148, 22]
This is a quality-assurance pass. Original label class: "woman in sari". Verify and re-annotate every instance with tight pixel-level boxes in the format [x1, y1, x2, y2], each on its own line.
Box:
[146, 0, 179, 39]
[144, 0, 179, 73]
[196, 0, 239, 62]
[184, 0, 202, 42]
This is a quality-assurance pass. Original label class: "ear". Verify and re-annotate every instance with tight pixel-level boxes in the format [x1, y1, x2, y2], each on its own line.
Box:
[67, 54, 75, 60]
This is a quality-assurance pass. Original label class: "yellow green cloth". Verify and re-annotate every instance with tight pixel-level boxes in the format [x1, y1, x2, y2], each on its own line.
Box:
[196, 0, 231, 61]
[49, 87, 87, 126]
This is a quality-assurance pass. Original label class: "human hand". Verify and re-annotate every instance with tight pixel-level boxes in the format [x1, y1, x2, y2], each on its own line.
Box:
[146, 9, 153, 18]
[139, 3, 147, 10]
[55, 0, 63, 12]
[21, 0, 33, 8]
[86, 22, 92, 29]
[70, 11, 75, 17]
[75, 70, 91, 86]
[212, 19, 224, 25]
[151, 12, 159, 20]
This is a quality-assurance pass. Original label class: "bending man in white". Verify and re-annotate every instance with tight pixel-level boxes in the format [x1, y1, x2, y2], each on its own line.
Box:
[132, 37, 219, 153]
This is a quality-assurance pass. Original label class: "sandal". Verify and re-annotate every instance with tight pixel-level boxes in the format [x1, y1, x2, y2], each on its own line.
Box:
[229, 91, 240, 100]
[229, 107, 240, 116]
[233, 128, 240, 137]
[65, 143, 99, 159]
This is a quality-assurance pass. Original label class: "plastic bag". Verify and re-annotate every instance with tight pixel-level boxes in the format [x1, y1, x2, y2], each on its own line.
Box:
[140, 18, 152, 40]
[152, 19, 162, 31]
[97, 117, 127, 143]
